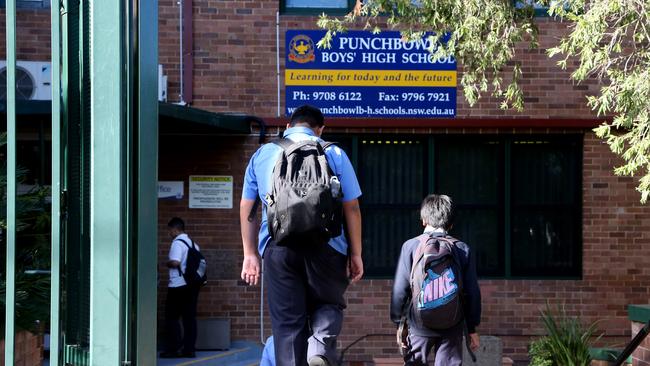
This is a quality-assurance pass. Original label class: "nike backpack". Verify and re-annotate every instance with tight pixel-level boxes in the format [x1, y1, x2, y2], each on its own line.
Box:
[410, 234, 464, 330]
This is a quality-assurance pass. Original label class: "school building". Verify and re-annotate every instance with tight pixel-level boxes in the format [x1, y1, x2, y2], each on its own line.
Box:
[3, 0, 650, 364]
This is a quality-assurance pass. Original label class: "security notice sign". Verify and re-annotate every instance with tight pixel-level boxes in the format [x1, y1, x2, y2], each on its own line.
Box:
[189, 175, 233, 209]
[285, 30, 456, 118]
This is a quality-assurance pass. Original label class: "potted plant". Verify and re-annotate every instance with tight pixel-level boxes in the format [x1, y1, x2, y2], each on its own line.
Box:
[529, 303, 601, 366]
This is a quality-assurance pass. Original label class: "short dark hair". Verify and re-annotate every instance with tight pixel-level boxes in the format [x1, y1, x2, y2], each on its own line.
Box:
[420, 194, 454, 230]
[289, 105, 325, 128]
[167, 217, 185, 231]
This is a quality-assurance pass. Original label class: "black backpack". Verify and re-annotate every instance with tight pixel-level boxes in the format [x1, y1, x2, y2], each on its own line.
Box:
[265, 138, 343, 246]
[409, 234, 464, 330]
[178, 239, 207, 287]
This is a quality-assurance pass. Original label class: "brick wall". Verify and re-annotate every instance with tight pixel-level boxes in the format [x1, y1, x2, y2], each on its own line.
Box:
[0, 2, 601, 119]
[156, 1, 600, 119]
[0, 9, 51, 61]
[157, 129, 650, 364]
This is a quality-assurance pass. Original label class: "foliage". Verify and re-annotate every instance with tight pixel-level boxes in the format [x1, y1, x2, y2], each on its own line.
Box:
[529, 337, 553, 366]
[0, 132, 51, 335]
[528, 304, 601, 366]
[318, 0, 538, 111]
[546, 0, 650, 203]
[319, 0, 650, 203]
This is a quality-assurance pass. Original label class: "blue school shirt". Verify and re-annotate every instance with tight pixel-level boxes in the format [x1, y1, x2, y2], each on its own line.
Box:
[242, 126, 362, 256]
[261, 336, 275, 366]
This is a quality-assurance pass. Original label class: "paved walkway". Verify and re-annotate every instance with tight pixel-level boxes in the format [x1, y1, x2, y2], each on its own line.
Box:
[156, 341, 263, 366]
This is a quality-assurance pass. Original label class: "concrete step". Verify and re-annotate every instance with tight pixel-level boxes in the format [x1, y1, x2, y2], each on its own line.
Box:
[157, 340, 262, 366]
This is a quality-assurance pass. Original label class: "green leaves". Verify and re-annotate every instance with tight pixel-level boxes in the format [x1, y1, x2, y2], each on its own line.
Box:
[319, 0, 538, 110]
[319, 0, 650, 203]
[544, 0, 650, 203]
[0, 133, 52, 335]
[530, 303, 601, 366]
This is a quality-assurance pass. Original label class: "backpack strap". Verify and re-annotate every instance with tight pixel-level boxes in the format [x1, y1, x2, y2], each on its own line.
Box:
[273, 138, 337, 154]
[436, 235, 462, 270]
[408, 234, 431, 305]
[247, 197, 261, 222]
[409, 234, 431, 283]
[321, 141, 337, 150]
[177, 238, 195, 250]
[175, 238, 195, 276]
[248, 139, 292, 222]
[407, 234, 432, 327]
[272, 138, 295, 151]
[438, 235, 476, 361]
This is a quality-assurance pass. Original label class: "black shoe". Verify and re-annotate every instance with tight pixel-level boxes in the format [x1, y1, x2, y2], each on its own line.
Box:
[159, 351, 181, 358]
[180, 351, 196, 358]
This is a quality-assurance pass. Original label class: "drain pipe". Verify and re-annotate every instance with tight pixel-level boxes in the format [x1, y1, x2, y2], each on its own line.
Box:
[178, 0, 184, 104]
[178, 0, 193, 105]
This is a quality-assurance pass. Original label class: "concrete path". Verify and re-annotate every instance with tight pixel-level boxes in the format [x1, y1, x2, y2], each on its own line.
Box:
[157, 341, 263, 366]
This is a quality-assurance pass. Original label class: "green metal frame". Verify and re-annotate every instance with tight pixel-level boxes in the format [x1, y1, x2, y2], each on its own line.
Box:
[135, 0, 159, 362]
[52, 0, 159, 364]
[50, 0, 62, 364]
[2, 0, 157, 364]
[5, 0, 17, 364]
[88, 0, 130, 363]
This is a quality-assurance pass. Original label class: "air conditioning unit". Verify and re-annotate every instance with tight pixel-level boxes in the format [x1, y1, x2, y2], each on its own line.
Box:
[0, 60, 51, 101]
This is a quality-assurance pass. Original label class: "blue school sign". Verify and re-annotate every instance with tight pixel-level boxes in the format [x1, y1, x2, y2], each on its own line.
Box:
[285, 30, 457, 118]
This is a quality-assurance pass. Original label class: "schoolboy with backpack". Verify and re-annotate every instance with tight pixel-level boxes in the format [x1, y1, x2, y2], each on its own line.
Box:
[161, 217, 206, 359]
[390, 194, 482, 366]
[239, 105, 363, 366]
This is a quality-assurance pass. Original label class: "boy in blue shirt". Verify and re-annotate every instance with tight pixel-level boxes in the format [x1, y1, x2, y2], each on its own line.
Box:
[240, 105, 363, 366]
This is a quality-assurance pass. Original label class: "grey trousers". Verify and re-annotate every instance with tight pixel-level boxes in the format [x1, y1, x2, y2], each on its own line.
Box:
[404, 325, 463, 366]
[264, 241, 349, 366]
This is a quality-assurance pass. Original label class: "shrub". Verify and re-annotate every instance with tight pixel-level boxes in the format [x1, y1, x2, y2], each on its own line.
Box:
[528, 304, 601, 366]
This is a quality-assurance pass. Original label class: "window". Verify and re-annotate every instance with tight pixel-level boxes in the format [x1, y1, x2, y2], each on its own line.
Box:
[0, 0, 50, 8]
[280, 0, 354, 15]
[325, 134, 583, 279]
[358, 138, 427, 277]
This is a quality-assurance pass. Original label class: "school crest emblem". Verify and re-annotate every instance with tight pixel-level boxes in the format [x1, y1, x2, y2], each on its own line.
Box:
[288, 34, 315, 63]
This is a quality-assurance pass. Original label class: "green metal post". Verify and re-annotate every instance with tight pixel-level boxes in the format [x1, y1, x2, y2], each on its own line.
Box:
[50, 0, 62, 364]
[135, 0, 159, 363]
[5, 0, 17, 364]
[89, 0, 124, 363]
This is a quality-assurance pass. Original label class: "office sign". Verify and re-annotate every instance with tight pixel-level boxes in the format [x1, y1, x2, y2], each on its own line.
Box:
[285, 30, 456, 118]
[158, 181, 184, 200]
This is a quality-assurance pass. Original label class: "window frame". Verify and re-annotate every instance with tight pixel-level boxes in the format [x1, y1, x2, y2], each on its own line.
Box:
[280, 0, 356, 15]
[325, 133, 583, 280]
